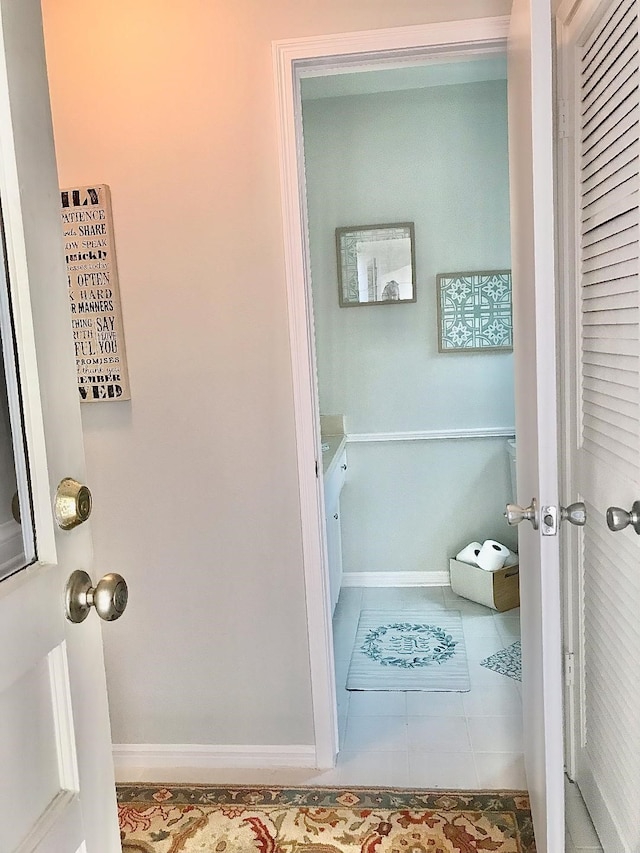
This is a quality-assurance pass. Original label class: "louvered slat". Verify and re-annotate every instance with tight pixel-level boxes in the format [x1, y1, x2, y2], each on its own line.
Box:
[582, 336, 638, 356]
[579, 275, 636, 299]
[584, 412, 637, 449]
[583, 39, 637, 123]
[582, 102, 638, 163]
[582, 190, 638, 238]
[582, 349, 637, 369]
[583, 426, 636, 465]
[583, 123, 635, 181]
[583, 168, 638, 214]
[582, 40, 638, 125]
[582, 67, 637, 142]
[582, 0, 632, 60]
[582, 153, 638, 209]
[583, 307, 638, 324]
[582, 503, 640, 845]
[581, 257, 637, 285]
[583, 363, 638, 395]
[583, 386, 637, 418]
[583, 363, 637, 383]
[582, 430, 635, 471]
[583, 411, 637, 449]
[581, 224, 635, 260]
[582, 135, 637, 194]
[583, 368, 637, 393]
[583, 289, 637, 310]
[582, 89, 636, 151]
[585, 394, 637, 426]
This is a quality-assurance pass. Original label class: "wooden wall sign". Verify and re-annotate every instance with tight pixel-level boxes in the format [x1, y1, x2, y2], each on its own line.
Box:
[60, 184, 131, 402]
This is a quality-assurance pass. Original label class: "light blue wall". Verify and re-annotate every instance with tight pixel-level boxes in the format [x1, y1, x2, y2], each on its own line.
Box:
[303, 80, 517, 574]
[303, 80, 514, 432]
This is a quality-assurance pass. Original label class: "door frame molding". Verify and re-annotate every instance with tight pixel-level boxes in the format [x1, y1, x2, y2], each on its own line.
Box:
[555, 0, 584, 781]
[272, 15, 510, 768]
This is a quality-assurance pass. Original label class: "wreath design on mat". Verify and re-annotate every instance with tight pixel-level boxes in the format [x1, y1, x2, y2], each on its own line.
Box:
[360, 622, 458, 669]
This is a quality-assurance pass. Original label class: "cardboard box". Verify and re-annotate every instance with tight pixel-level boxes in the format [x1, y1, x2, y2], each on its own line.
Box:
[449, 558, 520, 612]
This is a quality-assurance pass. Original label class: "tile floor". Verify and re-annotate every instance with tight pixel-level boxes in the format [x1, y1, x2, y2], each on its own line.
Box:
[333, 586, 603, 851]
[331, 585, 525, 789]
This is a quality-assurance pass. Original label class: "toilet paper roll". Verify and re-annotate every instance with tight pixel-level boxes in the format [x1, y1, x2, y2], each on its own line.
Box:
[455, 542, 483, 565]
[477, 539, 510, 572]
[504, 550, 519, 568]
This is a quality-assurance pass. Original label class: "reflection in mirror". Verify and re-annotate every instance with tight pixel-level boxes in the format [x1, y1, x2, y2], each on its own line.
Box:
[336, 222, 416, 306]
[0, 259, 34, 580]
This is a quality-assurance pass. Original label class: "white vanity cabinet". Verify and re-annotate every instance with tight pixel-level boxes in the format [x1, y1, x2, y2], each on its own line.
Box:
[323, 446, 347, 615]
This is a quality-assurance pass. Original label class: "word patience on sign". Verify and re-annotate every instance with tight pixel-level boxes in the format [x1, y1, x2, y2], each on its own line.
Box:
[61, 184, 130, 402]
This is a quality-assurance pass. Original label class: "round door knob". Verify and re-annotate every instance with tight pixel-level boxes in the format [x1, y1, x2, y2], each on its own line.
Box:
[561, 502, 587, 526]
[55, 478, 92, 530]
[504, 498, 539, 529]
[606, 501, 640, 534]
[65, 570, 128, 623]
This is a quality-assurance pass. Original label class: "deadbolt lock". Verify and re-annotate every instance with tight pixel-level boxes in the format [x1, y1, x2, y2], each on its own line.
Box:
[55, 478, 92, 530]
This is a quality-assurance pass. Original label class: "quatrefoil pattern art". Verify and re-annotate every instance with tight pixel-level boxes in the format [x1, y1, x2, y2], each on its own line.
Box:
[437, 270, 513, 352]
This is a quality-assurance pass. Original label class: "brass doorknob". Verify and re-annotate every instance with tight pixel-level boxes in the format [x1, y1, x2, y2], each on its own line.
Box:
[65, 570, 128, 623]
[55, 478, 92, 530]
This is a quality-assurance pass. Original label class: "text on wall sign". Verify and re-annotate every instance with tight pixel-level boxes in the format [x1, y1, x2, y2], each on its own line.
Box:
[60, 184, 130, 402]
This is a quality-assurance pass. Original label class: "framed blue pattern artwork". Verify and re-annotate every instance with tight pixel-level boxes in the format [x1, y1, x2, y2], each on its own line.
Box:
[436, 270, 513, 352]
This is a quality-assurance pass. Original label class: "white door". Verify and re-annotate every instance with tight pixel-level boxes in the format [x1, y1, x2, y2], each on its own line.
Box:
[0, 1, 121, 851]
[507, 1, 565, 851]
[558, 0, 640, 849]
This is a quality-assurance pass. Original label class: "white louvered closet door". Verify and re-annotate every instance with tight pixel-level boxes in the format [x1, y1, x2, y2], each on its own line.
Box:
[570, 0, 640, 849]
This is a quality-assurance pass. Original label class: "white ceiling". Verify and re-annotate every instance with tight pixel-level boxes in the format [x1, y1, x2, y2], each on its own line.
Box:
[300, 55, 507, 102]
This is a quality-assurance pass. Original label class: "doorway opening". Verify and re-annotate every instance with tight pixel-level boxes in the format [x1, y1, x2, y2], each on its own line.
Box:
[300, 54, 522, 788]
[273, 15, 527, 780]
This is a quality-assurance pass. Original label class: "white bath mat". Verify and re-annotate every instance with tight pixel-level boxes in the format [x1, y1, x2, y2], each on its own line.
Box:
[346, 610, 470, 692]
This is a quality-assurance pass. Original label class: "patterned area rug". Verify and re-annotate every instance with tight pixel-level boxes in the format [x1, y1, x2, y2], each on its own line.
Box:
[117, 785, 536, 852]
[347, 610, 470, 691]
[480, 641, 522, 681]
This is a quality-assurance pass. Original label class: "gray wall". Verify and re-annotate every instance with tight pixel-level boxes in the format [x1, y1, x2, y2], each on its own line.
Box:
[41, 0, 512, 749]
[303, 82, 517, 574]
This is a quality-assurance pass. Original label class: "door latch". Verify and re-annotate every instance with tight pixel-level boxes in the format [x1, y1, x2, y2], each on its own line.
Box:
[541, 502, 587, 536]
[541, 505, 558, 535]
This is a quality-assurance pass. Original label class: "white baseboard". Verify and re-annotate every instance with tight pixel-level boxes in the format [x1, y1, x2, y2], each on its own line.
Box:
[113, 743, 318, 779]
[341, 571, 450, 588]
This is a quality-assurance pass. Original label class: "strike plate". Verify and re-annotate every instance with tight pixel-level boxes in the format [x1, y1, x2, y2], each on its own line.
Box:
[541, 505, 558, 536]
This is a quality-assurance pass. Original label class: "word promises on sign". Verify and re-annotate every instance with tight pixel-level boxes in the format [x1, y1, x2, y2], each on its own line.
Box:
[61, 185, 130, 402]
